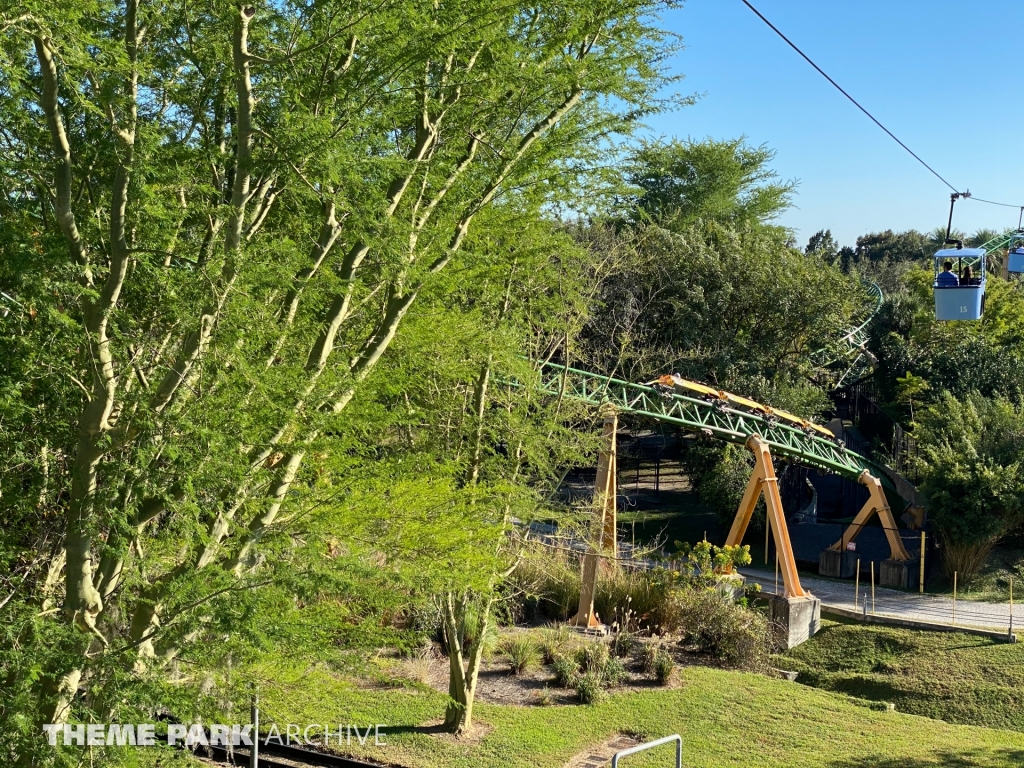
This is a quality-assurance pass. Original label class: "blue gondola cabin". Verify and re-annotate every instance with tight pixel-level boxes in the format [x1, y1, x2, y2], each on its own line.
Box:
[1007, 233, 1024, 274]
[933, 247, 985, 321]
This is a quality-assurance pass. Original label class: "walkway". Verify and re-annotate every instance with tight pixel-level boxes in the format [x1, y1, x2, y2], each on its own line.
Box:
[741, 567, 1021, 634]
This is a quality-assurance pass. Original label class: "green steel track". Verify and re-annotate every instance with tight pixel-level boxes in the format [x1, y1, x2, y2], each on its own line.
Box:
[810, 280, 883, 388]
[530, 360, 897, 491]
[979, 230, 1017, 256]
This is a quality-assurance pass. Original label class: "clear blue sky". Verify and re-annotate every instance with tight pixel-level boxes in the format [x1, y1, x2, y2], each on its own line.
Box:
[649, 0, 1024, 248]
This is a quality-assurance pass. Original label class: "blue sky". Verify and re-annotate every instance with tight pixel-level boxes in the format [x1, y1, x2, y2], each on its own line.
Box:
[648, 0, 1024, 248]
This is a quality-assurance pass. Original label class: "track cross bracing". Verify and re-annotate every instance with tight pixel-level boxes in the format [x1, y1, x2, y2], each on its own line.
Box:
[529, 360, 894, 490]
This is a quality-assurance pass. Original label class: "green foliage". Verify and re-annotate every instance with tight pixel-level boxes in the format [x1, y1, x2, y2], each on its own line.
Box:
[511, 548, 679, 629]
[500, 636, 540, 676]
[674, 540, 753, 585]
[625, 138, 795, 230]
[804, 229, 840, 264]
[544, 641, 625, 702]
[0, 0, 679, 755]
[579, 218, 856, 417]
[652, 651, 676, 685]
[537, 624, 572, 665]
[914, 392, 1024, 577]
[551, 654, 579, 688]
[572, 671, 607, 705]
[682, 442, 761, 528]
[575, 641, 611, 677]
[674, 588, 771, 669]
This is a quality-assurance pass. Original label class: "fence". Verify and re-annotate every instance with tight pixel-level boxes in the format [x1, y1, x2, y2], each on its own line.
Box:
[831, 384, 920, 482]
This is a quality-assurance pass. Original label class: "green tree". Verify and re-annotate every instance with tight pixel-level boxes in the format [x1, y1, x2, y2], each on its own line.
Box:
[0, 0, 674, 756]
[805, 229, 840, 265]
[624, 137, 796, 231]
[895, 371, 930, 425]
[580, 220, 858, 417]
[915, 392, 1024, 580]
[969, 228, 1000, 248]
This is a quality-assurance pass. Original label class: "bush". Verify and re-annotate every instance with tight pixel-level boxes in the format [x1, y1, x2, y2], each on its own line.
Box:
[574, 672, 606, 705]
[575, 642, 611, 675]
[551, 654, 578, 687]
[500, 635, 540, 676]
[538, 623, 572, 665]
[653, 652, 675, 685]
[509, 548, 677, 628]
[611, 627, 639, 658]
[641, 642, 661, 674]
[675, 587, 771, 670]
[603, 656, 627, 686]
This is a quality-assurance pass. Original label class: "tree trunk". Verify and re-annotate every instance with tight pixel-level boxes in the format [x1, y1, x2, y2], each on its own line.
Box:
[441, 592, 492, 734]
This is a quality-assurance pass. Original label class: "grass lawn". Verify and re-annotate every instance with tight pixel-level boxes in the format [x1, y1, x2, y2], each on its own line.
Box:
[617, 487, 729, 551]
[248, 657, 1024, 768]
[779, 619, 1024, 733]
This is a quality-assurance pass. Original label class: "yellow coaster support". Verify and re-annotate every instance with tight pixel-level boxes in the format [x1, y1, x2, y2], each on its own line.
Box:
[725, 435, 808, 598]
[829, 470, 912, 561]
[570, 408, 618, 629]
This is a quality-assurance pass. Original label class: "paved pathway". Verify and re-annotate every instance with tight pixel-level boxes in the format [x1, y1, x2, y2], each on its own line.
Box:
[741, 567, 1021, 634]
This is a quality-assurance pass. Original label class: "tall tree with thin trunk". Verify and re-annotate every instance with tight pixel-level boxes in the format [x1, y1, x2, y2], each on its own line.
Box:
[0, 0, 677, 759]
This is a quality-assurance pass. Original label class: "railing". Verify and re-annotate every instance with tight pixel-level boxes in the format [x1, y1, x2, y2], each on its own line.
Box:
[611, 734, 682, 768]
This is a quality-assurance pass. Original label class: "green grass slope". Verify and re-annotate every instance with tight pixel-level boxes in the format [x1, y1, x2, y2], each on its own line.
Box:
[780, 619, 1024, 733]
[257, 661, 1024, 768]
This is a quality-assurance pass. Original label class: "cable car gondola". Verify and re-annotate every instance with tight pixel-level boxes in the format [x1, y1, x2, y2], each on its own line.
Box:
[1007, 232, 1024, 274]
[933, 247, 985, 320]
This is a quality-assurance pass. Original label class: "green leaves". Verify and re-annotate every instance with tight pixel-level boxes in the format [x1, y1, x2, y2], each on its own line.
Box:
[916, 392, 1024, 548]
[624, 137, 796, 231]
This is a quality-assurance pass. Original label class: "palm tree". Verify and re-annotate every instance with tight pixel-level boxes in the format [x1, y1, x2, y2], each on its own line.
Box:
[928, 225, 966, 250]
[969, 228, 1000, 248]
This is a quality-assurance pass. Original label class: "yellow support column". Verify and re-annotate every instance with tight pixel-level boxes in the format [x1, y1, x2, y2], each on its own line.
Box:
[570, 408, 618, 629]
[725, 435, 807, 599]
[829, 471, 912, 561]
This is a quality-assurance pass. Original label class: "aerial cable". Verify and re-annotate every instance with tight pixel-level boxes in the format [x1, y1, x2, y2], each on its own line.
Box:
[741, 1, 1024, 211]
[738, 0, 961, 194]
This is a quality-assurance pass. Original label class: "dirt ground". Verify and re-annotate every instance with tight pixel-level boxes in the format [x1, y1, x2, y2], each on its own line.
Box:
[381, 629, 710, 709]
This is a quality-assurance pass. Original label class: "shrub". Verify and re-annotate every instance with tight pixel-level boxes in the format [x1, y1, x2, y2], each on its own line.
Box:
[500, 635, 540, 676]
[538, 623, 571, 665]
[551, 654, 579, 688]
[603, 656, 627, 686]
[641, 643, 661, 674]
[611, 627, 639, 658]
[533, 686, 554, 706]
[653, 652, 675, 685]
[575, 642, 610, 675]
[574, 672, 606, 705]
[675, 587, 771, 670]
[509, 548, 678, 628]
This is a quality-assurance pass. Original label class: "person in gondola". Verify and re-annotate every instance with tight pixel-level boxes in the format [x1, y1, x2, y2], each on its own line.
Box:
[936, 260, 959, 287]
[963, 265, 974, 285]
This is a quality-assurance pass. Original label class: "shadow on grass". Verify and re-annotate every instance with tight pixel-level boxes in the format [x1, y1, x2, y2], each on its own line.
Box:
[375, 722, 450, 737]
[826, 749, 1024, 767]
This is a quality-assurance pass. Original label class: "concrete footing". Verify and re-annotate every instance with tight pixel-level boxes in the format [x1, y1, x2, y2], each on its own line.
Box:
[819, 548, 857, 579]
[767, 594, 822, 650]
[880, 558, 920, 591]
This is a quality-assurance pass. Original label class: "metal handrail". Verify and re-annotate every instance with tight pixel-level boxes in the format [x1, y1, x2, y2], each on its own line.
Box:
[611, 734, 682, 768]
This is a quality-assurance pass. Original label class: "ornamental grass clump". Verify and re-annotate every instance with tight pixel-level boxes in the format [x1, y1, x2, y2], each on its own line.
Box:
[500, 635, 540, 676]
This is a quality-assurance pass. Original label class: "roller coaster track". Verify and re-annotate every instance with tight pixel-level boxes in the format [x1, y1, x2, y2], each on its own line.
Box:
[810, 281, 883, 388]
[530, 360, 896, 492]
[979, 230, 1016, 257]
